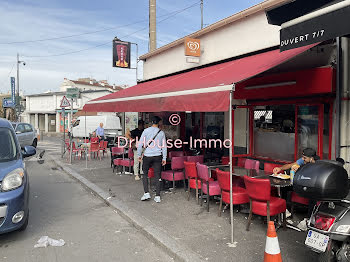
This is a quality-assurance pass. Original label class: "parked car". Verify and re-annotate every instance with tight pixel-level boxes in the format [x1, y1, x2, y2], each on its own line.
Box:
[0, 118, 36, 234]
[11, 122, 38, 148]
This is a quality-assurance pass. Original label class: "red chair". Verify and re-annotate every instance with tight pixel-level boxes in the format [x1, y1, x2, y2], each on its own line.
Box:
[91, 137, 99, 143]
[237, 158, 246, 167]
[291, 192, 309, 218]
[112, 146, 124, 172]
[216, 169, 249, 217]
[186, 155, 204, 164]
[161, 156, 186, 191]
[196, 163, 221, 212]
[99, 141, 108, 158]
[243, 176, 286, 231]
[89, 142, 101, 160]
[264, 163, 282, 173]
[119, 148, 134, 175]
[169, 151, 185, 159]
[244, 159, 260, 172]
[71, 142, 84, 160]
[184, 161, 202, 203]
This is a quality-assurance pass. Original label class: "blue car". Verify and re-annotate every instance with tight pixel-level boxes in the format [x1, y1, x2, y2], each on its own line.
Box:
[0, 118, 36, 234]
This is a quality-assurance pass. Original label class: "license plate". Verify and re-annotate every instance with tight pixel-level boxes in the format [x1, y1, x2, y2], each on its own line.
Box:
[305, 230, 329, 252]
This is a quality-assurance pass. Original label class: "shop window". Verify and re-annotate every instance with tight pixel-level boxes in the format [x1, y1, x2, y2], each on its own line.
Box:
[204, 112, 225, 159]
[234, 108, 250, 155]
[297, 106, 319, 157]
[323, 104, 331, 159]
[254, 105, 295, 161]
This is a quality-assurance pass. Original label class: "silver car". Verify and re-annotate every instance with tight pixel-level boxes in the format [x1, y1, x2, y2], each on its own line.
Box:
[11, 122, 38, 148]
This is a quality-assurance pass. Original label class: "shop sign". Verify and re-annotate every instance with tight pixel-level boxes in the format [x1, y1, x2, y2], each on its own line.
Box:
[185, 37, 201, 57]
[113, 40, 131, 68]
[280, 5, 350, 51]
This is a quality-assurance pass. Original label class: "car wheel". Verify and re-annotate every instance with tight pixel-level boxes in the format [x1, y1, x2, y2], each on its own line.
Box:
[18, 213, 29, 231]
[32, 139, 37, 148]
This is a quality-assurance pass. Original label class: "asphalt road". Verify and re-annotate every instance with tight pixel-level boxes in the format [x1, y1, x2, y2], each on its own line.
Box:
[0, 156, 173, 262]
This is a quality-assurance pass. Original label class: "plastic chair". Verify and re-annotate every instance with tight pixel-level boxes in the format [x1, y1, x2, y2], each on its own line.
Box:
[237, 157, 246, 167]
[71, 142, 84, 160]
[161, 156, 186, 191]
[89, 142, 101, 160]
[216, 169, 249, 217]
[169, 151, 185, 159]
[244, 159, 260, 172]
[91, 137, 99, 143]
[184, 161, 201, 204]
[99, 141, 108, 158]
[186, 155, 204, 164]
[290, 192, 309, 218]
[112, 146, 125, 172]
[119, 148, 134, 175]
[264, 163, 282, 173]
[243, 176, 286, 231]
[196, 163, 221, 212]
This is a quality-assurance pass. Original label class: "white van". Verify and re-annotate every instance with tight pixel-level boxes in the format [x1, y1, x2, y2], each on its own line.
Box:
[72, 115, 122, 138]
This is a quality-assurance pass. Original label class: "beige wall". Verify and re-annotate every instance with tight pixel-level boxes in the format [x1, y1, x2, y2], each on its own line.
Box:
[142, 12, 280, 80]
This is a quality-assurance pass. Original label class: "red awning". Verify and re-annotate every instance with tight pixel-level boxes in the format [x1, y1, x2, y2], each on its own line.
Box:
[84, 44, 317, 112]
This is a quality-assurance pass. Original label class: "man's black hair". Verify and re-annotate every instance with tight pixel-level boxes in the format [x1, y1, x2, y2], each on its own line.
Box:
[151, 116, 162, 124]
[302, 148, 316, 157]
[138, 120, 144, 125]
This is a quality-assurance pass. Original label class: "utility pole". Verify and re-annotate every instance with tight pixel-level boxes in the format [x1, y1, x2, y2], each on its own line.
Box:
[149, 0, 157, 51]
[201, 0, 204, 29]
[16, 53, 25, 121]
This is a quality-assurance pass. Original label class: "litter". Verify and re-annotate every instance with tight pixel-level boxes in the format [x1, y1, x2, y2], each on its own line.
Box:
[34, 236, 65, 248]
[227, 242, 238, 248]
[286, 209, 292, 218]
[297, 218, 308, 231]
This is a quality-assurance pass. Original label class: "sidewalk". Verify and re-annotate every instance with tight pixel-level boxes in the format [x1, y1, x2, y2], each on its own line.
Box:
[51, 154, 318, 262]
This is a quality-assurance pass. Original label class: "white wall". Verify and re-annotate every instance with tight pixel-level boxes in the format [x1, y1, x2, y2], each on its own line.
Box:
[142, 12, 280, 80]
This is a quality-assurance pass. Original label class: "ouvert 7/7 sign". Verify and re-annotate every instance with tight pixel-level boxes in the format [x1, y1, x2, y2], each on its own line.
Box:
[280, 4, 350, 51]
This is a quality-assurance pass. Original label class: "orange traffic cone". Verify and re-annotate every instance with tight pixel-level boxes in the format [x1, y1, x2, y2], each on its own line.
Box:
[264, 221, 282, 262]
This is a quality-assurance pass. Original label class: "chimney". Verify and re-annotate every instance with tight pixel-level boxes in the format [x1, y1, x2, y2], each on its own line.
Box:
[149, 0, 156, 52]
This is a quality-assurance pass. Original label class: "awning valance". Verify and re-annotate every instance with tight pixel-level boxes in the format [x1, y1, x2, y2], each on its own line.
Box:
[84, 44, 316, 113]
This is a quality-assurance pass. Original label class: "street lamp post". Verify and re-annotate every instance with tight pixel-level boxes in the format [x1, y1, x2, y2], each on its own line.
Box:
[16, 53, 26, 121]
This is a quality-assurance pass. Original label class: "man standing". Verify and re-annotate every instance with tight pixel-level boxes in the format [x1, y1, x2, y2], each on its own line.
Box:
[137, 116, 167, 203]
[96, 122, 105, 141]
[126, 120, 144, 181]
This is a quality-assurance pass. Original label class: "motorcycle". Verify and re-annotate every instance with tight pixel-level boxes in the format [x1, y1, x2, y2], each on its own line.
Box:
[306, 199, 350, 261]
[293, 160, 349, 261]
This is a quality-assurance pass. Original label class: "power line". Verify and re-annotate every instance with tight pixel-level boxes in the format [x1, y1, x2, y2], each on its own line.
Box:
[0, 1, 200, 45]
[22, 1, 200, 58]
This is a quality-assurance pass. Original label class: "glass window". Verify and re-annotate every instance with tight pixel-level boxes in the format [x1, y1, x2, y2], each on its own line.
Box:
[297, 105, 319, 157]
[234, 108, 250, 155]
[204, 112, 225, 159]
[73, 120, 80, 127]
[323, 104, 330, 159]
[24, 124, 33, 132]
[16, 124, 25, 133]
[0, 128, 18, 162]
[254, 105, 295, 161]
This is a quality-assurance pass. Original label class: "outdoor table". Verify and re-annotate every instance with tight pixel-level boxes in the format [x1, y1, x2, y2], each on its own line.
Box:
[203, 162, 229, 177]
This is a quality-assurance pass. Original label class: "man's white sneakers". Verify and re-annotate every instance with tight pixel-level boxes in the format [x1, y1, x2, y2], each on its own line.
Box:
[154, 196, 161, 203]
[135, 175, 140, 181]
[141, 192, 151, 201]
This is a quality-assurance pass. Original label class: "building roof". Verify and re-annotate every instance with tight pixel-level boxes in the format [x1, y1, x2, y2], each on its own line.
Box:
[26, 89, 113, 97]
[71, 80, 123, 91]
[139, 0, 291, 60]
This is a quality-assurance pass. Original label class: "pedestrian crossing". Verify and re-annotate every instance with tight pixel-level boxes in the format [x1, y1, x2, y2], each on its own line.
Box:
[37, 140, 62, 155]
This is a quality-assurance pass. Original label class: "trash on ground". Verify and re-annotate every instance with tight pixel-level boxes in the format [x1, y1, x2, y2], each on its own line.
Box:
[226, 242, 237, 248]
[286, 209, 292, 218]
[34, 236, 65, 248]
[287, 219, 294, 224]
[297, 218, 308, 231]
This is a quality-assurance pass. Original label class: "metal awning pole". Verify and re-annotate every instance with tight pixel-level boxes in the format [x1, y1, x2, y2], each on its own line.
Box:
[85, 110, 88, 169]
[229, 88, 234, 244]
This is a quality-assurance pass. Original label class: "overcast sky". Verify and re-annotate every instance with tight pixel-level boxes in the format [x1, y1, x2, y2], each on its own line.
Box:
[0, 0, 262, 95]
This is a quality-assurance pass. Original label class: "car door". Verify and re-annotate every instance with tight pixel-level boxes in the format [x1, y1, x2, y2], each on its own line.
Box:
[15, 124, 26, 147]
[24, 124, 34, 145]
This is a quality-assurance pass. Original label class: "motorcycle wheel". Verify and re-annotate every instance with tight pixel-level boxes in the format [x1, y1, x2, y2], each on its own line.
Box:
[319, 241, 337, 262]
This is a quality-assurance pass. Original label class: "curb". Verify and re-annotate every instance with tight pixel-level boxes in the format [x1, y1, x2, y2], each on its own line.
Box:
[51, 156, 204, 262]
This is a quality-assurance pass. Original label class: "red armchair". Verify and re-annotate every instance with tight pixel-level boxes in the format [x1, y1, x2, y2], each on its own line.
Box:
[184, 161, 201, 203]
[244, 176, 286, 231]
